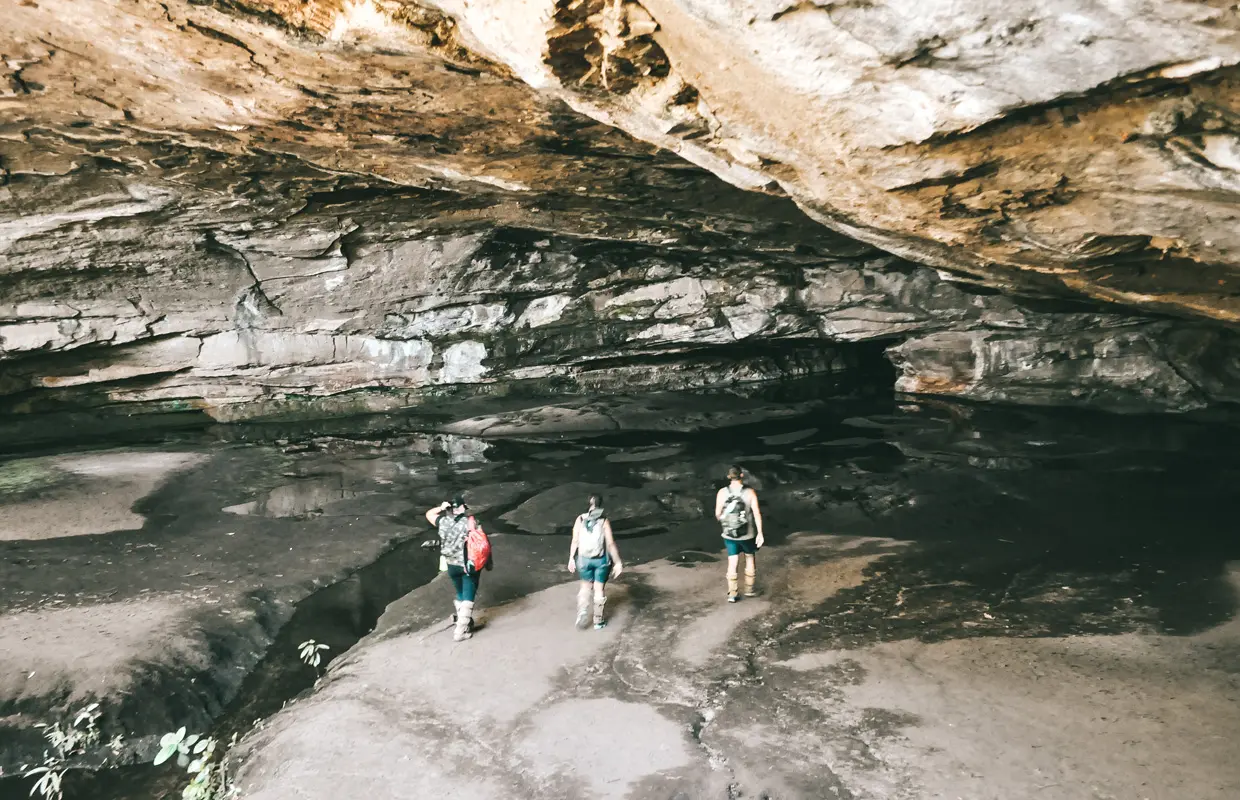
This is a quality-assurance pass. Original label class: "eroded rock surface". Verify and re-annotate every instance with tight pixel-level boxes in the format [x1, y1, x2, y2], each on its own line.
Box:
[235, 541, 1240, 800]
[0, 441, 444, 772]
[4, 0, 1240, 416]
[442, 0, 1240, 322]
[4, 389, 1240, 793]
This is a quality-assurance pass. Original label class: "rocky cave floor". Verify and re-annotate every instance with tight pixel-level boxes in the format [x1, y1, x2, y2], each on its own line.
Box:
[6, 2, 1240, 797]
[1, 385, 1239, 799]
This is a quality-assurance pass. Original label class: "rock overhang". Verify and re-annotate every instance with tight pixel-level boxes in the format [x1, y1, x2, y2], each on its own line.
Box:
[4, 0, 1240, 421]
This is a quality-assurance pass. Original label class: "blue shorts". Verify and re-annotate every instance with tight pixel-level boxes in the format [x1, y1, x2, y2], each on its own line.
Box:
[724, 538, 757, 556]
[578, 556, 611, 584]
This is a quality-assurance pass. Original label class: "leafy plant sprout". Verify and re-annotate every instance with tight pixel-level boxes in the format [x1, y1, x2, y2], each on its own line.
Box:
[154, 728, 239, 800]
[22, 703, 123, 800]
[298, 639, 330, 668]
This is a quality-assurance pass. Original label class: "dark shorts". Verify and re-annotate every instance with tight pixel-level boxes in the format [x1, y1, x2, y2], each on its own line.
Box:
[724, 538, 757, 556]
[447, 564, 481, 602]
[577, 556, 611, 584]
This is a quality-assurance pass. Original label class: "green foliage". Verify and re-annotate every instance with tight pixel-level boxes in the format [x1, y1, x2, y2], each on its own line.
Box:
[298, 639, 330, 668]
[154, 728, 238, 800]
[23, 704, 239, 800]
[22, 703, 124, 800]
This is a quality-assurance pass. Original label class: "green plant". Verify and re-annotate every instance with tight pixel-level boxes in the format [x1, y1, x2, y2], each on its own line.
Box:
[298, 639, 330, 668]
[22, 703, 123, 800]
[154, 728, 238, 800]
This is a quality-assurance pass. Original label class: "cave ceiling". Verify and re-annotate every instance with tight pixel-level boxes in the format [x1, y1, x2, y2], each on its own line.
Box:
[3, 0, 1240, 421]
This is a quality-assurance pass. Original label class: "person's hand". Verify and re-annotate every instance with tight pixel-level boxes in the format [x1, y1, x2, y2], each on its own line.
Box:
[439, 501, 451, 510]
[611, 561, 623, 579]
[567, 559, 576, 573]
[756, 532, 765, 549]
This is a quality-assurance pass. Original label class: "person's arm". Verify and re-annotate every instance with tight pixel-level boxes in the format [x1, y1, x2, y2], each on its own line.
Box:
[426, 503, 450, 572]
[603, 519, 623, 578]
[714, 488, 726, 520]
[747, 489, 764, 547]
[567, 517, 581, 572]
[425, 502, 449, 528]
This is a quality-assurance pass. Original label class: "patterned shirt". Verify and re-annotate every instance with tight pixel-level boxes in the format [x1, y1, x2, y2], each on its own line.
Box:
[437, 512, 471, 567]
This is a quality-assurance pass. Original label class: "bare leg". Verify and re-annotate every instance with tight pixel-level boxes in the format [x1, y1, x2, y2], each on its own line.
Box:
[743, 552, 757, 596]
[726, 553, 740, 600]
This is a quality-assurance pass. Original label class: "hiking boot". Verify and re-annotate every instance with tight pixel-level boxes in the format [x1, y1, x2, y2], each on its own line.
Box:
[453, 601, 474, 641]
[727, 594, 739, 604]
[593, 619, 607, 630]
[576, 606, 591, 630]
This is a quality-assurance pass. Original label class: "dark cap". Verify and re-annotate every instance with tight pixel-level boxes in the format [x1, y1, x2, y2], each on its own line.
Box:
[450, 494, 467, 509]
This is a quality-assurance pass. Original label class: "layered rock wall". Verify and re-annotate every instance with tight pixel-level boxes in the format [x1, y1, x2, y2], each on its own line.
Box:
[4, 0, 1240, 420]
[436, 0, 1240, 322]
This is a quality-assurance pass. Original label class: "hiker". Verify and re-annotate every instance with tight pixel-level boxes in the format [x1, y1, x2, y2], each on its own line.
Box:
[714, 465, 764, 602]
[567, 494, 623, 630]
[425, 494, 491, 641]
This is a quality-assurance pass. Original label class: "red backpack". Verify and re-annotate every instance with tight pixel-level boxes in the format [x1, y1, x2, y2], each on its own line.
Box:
[465, 516, 492, 572]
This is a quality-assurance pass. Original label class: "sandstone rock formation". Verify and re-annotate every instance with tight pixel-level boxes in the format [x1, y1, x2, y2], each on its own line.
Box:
[443, 0, 1240, 322]
[4, 0, 1240, 419]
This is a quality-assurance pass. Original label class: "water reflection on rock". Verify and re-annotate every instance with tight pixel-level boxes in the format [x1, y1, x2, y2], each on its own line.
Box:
[2, 386, 1240, 795]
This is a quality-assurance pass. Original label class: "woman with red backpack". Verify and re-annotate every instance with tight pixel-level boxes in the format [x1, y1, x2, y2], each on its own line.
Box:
[426, 494, 492, 641]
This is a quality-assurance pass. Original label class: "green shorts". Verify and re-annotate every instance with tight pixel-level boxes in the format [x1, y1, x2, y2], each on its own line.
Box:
[724, 538, 757, 556]
[578, 556, 611, 583]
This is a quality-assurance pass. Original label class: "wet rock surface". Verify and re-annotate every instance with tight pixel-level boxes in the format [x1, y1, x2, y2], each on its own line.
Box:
[0, 441, 441, 774]
[2, 386, 1239, 797]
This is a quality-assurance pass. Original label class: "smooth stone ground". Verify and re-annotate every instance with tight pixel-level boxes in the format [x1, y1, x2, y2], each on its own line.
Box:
[5, 394, 1240, 793]
[235, 538, 1240, 799]
[0, 452, 206, 540]
[0, 445, 437, 771]
[0, 597, 196, 706]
